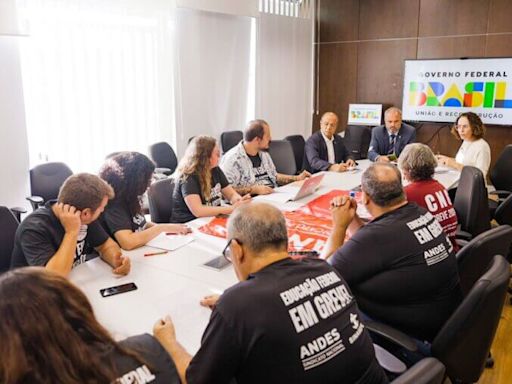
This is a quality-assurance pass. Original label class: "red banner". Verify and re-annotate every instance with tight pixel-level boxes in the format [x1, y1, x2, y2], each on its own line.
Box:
[198, 190, 361, 252]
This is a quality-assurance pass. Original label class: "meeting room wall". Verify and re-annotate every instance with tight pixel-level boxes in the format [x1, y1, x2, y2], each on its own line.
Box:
[0, 37, 30, 209]
[314, 0, 512, 172]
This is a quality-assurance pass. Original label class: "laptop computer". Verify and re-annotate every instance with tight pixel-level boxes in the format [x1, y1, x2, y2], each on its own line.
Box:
[288, 173, 325, 201]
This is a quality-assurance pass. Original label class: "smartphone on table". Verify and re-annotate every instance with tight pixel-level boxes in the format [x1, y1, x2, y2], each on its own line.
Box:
[100, 282, 138, 297]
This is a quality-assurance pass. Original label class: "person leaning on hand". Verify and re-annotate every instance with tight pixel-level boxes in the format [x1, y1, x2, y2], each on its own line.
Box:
[10, 173, 130, 277]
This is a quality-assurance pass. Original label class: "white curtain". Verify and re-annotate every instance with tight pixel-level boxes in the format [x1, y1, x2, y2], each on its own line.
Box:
[16, 0, 176, 173]
[256, 8, 314, 140]
[174, 7, 253, 156]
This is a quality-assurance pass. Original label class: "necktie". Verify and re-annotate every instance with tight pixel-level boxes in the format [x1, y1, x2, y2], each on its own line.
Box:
[388, 134, 396, 155]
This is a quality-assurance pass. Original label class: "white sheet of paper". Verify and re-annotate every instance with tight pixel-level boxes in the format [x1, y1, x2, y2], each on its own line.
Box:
[146, 232, 194, 251]
[254, 190, 297, 204]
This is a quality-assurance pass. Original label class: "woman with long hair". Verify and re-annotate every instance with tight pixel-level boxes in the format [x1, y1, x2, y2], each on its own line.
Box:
[172, 135, 251, 223]
[0, 267, 179, 384]
[99, 151, 190, 250]
[436, 112, 491, 180]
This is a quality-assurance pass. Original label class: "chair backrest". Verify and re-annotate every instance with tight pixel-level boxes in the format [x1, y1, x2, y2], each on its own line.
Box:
[284, 135, 306, 173]
[148, 178, 174, 223]
[267, 140, 297, 176]
[220, 130, 243, 153]
[456, 225, 512, 295]
[432, 255, 510, 383]
[344, 125, 372, 160]
[0, 207, 19, 273]
[453, 166, 491, 237]
[494, 194, 512, 226]
[29, 162, 73, 202]
[148, 142, 178, 174]
[391, 357, 446, 384]
[490, 144, 512, 192]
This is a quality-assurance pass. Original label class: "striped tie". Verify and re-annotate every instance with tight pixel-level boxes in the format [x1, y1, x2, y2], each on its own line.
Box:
[388, 134, 396, 155]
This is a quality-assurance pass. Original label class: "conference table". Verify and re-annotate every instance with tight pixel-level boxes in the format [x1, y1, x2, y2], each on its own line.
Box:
[69, 160, 460, 354]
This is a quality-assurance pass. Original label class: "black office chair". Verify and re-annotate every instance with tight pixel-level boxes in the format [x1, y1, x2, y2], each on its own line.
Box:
[0, 206, 20, 273]
[27, 162, 73, 211]
[284, 135, 306, 174]
[148, 142, 178, 176]
[368, 255, 510, 384]
[344, 125, 372, 160]
[453, 166, 491, 240]
[456, 225, 512, 295]
[489, 144, 512, 217]
[148, 178, 174, 223]
[494, 194, 512, 227]
[220, 130, 243, 153]
[267, 140, 297, 176]
[391, 358, 445, 384]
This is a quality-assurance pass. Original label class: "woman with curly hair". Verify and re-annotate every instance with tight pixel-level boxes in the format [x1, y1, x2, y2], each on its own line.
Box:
[0, 267, 180, 384]
[99, 151, 190, 250]
[436, 112, 491, 180]
[399, 143, 459, 251]
[172, 136, 251, 223]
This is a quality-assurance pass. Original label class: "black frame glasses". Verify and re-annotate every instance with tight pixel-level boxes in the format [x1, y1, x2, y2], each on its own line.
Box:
[222, 238, 242, 263]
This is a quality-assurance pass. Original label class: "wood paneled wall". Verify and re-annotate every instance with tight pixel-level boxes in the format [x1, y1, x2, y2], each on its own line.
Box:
[314, 0, 512, 170]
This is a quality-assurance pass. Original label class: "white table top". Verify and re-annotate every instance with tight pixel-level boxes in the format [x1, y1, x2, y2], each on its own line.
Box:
[69, 159, 460, 353]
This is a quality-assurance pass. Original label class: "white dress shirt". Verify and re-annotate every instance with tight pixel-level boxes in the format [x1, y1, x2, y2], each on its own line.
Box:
[321, 132, 336, 164]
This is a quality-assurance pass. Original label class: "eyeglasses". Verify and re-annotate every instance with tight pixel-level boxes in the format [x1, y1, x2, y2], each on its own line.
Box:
[222, 238, 242, 263]
[456, 124, 470, 129]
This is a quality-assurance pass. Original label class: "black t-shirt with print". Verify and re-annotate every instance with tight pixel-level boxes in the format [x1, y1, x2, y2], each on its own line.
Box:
[10, 200, 109, 269]
[101, 200, 147, 239]
[186, 257, 388, 384]
[330, 202, 463, 342]
[171, 167, 230, 223]
[248, 153, 273, 187]
[108, 334, 180, 384]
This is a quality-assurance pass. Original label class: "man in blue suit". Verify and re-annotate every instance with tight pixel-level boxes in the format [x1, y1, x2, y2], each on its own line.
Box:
[305, 112, 355, 173]
[368, 107, 416, 162]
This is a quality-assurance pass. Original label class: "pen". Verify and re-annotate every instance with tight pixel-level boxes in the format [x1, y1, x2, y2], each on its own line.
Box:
[144, 250, 168, 257]
[166, 232, 177, 235]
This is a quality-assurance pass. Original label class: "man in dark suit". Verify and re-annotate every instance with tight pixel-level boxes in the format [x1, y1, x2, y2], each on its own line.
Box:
[368, 107, 416, 162]
[305, 112, 355, 173]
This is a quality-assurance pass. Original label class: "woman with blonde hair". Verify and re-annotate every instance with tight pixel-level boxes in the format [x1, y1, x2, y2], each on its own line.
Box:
[172, 135, 250, 223]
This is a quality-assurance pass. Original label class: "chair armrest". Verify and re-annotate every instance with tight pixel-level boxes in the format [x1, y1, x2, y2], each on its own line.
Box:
[391, 357, 446, 384]
[455, 230, 473, 241]
[10, 206, 27, 222]
[154, 167, 172, 175]
[490, 190, 511, 198]
[26, 196, 44, 211]
[365, 320, 418, 352]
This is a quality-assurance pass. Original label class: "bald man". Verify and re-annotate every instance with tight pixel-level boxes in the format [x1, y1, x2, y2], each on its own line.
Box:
[154, 203, 387, 384]
[368, 107, 416, 162]
[321, 163, 462, 343]
[304, 112, 355, 173]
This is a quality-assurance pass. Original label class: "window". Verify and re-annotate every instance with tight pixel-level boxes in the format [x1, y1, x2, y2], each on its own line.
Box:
[17, 0, 176, 172]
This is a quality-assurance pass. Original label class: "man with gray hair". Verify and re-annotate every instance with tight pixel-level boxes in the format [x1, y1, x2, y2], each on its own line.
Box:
[321, 163, 462, 343]
[155, 202, 387, 384]
[368, 107, 416, 162]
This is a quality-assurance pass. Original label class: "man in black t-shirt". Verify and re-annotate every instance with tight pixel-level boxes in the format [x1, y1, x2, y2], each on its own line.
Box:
[11, 173, 131, 277]
[154, 203, 388, 384]
[172, 167, 230, 223]
[321, 163, 462, 342]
